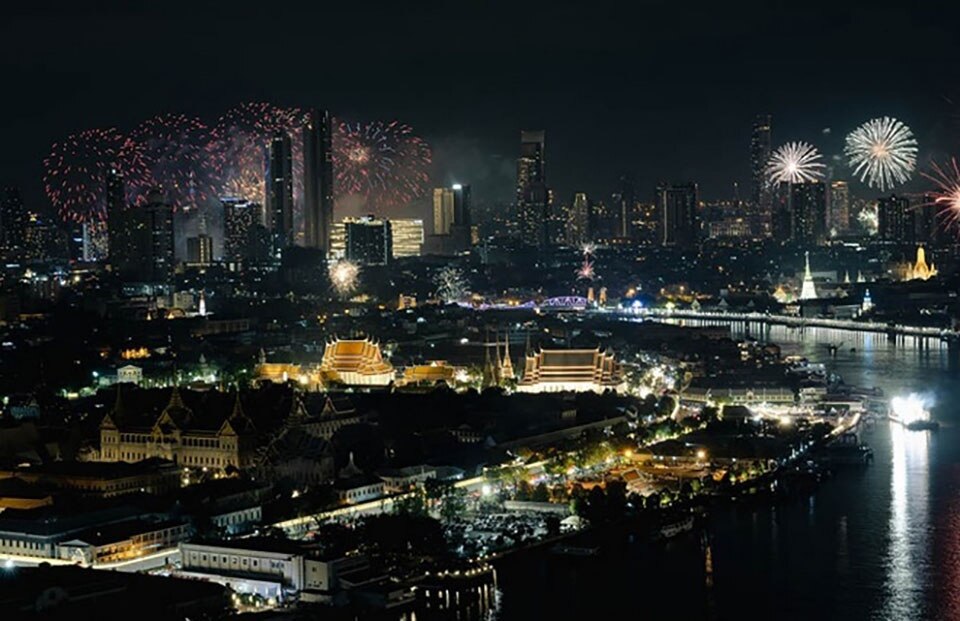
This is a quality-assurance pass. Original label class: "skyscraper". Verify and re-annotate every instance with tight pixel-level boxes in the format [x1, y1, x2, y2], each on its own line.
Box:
[568, 192, 590, 246]
[344, 216, 392, 266]
[268, 131, 294, 254]
[0, 186, 27, 257]
[433, 188, 455, 235]
[186, 234, 214, 265]
[223, 198, 264, 262]
[656, 182, 699, 248]
[516, 130, 549, 249]
[143, 191, 176, 284]
[877, 194, 913, 244]
[615, 174, 636, 239]
[789, 181, 827, 246]
[750, 114, 772, 210]
[827, 180, 850, 235]
[389, 219, 424, 258]
[303, 108, 334, 253]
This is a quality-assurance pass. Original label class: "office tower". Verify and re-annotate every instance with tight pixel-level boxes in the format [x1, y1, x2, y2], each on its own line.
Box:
[303, 108, 334, 252]
[828, 180, 850, 234]
[877, 194, 913, 243]
[0, 187, 27, 256]
[433, 187, 455, 235]
[223, 198, 264, 262]
[656, 182, 699, 247]
[451, 183, 473, 250]
[268, 131, 294, 253]
[568, 192, 590, 246]
[615, 174, 636, 239]
[82, 221, 109, 262]
[390, 218, 424, 258]
[23, 212, 62, 262]
[789, 181, 827, 246]
[516, 130, 549, 249]
[186, 234, 214, 264]
[107, 168, 140, 276]
[750, 114, 772, 210]
[143, 191, 176, 283]
[910, 194, 949, 248]
[344, 216, 392, 266]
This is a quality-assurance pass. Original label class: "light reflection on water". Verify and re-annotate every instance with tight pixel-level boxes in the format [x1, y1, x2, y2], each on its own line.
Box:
[887, 422, 929, 621]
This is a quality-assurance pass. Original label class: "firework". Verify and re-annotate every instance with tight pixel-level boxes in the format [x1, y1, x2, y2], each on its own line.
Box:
[334, 120, 432, 208]
[576, 258, 595, 280]
[857, 203, 879, 235]
[43, 128, 149, 223]
[922, 158, 960, 233]
[329, 259, 360, 297]
[765, 141, 826, 185]
[130, 113, 222, 210]
[845, 117, 918, 191]
[580, 242, 596, 256]
[434, 265, 467, 303]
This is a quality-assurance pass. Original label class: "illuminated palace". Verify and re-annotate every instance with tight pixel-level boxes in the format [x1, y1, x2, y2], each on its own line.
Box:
[318, 337, 394, 387]
[516, 347, 625, 393]
[99, 387, 257, 471]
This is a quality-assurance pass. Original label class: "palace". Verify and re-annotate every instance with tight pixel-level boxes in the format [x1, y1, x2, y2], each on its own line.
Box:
[98, 387, 258, 472]
[318, 337, 394, 387]
[516, 347, 625, 393]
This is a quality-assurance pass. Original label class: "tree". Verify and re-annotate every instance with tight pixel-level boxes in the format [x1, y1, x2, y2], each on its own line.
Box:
[439, 486, 467, 523]
[531, 482, 550, 503]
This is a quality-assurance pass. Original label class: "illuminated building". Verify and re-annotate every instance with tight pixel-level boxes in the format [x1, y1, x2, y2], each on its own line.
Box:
[861, 288, 874, 313]
[268, 131, 294, 253]
[397, 361, 457, 387]
[433, 187, 455, 235]
[899, 245, 938, 281]
[82, 220, 109, 262]
[432, 184, 471, 252]
[750, 114, 772, 211]
[517, 130, 549, 249]
[516, 347, 625, 393]
[186, 233, 214, 265]
[222, 198, 263, 262]
[0, 186, 27, 256]
[344, 216, 392, 266]
[388, 218, 423, 257]
[98, 387, 257, 471]
[615, 174, 636, 239]
[657, 182, 699, 248]
[303, 108, 334, 253]
[568, 192, 590, 245]
[318, 337, 394, 387]
[877, 194, 913, 243]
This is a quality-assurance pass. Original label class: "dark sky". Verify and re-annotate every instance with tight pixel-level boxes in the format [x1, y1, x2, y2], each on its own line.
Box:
[4, 1, 960, 213]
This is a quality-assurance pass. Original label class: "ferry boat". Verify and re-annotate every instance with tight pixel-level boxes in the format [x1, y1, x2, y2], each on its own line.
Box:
[889, 395, 940, 432]
[658, 515, 695, 539]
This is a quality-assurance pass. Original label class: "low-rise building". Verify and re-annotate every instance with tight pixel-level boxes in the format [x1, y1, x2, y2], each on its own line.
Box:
[516, 348, 625, 394]
[319, 338, 394, 387]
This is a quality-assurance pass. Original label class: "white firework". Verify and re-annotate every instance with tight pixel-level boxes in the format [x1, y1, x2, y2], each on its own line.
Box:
[844, 117, 918, 191]
[857, 203, 879, 235]
[329, 260, 360, 297]
[434, 265, 468, 303]
[580, 242, 596, 256]
[765, 141, 826, 185]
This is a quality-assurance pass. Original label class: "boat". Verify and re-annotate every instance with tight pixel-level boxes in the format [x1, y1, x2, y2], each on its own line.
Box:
[550, 544, 600, 557]
[658, 515, 694, 539]
[889, 395, 940, 432]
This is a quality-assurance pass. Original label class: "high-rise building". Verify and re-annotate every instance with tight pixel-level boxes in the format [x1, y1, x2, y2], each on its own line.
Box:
[107, 187, 174, 283]
[0, 187, 27, 257]
[750, 114, 772, 210]
[910, 194, 949, 248]
[23, 212, 62, 262]
[303, 108, 334, 253]
[390, 219, 424, 258]
[223, 198, 264, 262]
[268, 131, 294, 254]
[432, 188, 455, 235]
[143, 191, 176, 284]
[82, 221, 109, 262]
[656, 182, 699, 247]
[344, 216, 392, 266]
[516, 130, 549, 249]
[789, 181, 827, 246]
[186, 234, 214, 265]
[568, 192, 590, 246]
[615, 175, 636, 239]
[877, 194, 913, 244]
[828, 180, 850, 235]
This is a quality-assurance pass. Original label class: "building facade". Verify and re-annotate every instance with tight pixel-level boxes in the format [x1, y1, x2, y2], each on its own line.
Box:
[303, 108, 334, 253]
[516, 348, 625, 393]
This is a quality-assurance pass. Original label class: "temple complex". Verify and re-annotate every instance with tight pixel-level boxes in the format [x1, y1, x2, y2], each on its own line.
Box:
[318, 337, 395, 387]
[898, 246, 938, 281]
[516, 347, 625, 393]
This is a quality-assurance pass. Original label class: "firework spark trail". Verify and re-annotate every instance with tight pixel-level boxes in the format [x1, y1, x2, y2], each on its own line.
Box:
[329, 259, 360, 298]
[130, 113, 222, 210]
[845, 117, 918, 192]
[765, 141, 826, 185]
[922, 158, 960, 234]
[333, 120, 431, 208]
[43, 128, 150, 222]
[576, 258, 595, 280]
[434, 265, 467, 303]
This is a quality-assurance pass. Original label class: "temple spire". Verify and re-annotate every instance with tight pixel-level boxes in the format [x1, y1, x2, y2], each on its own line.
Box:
[800, 251, 818, 300]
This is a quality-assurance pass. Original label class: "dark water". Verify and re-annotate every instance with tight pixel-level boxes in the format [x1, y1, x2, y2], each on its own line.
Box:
[492, 326, 960, 621]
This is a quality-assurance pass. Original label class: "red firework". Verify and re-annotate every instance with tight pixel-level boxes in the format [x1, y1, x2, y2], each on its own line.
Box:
[333, 120, 432, 209]
[922, 158, 960, 235]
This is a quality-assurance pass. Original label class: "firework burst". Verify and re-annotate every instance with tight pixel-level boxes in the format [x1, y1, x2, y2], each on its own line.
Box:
[580, 241, 596, 256]
[130, 113, 222, 210]
[329, 259, 360, 298]
[434, 265, 467, 303]
[765, 141, 826, 185]
[42, 128, 150, 223]
[334, 120, 431, 208]
[922, 158, 960, 234]
[845, 117, 918, 191]
[576, 258, 596, 280]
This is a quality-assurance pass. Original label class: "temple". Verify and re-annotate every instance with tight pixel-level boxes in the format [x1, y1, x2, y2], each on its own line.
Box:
[799, 251, 818, 301]
[318, 337, 395, 387]
[516, 347, 625, 393]
[899, 245, 938, 281]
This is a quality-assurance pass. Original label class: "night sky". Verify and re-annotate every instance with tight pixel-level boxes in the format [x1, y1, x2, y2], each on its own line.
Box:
[4, 1, 960, 214]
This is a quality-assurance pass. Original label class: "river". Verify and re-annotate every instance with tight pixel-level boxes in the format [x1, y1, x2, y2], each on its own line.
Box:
[490, 322, 960, 621]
